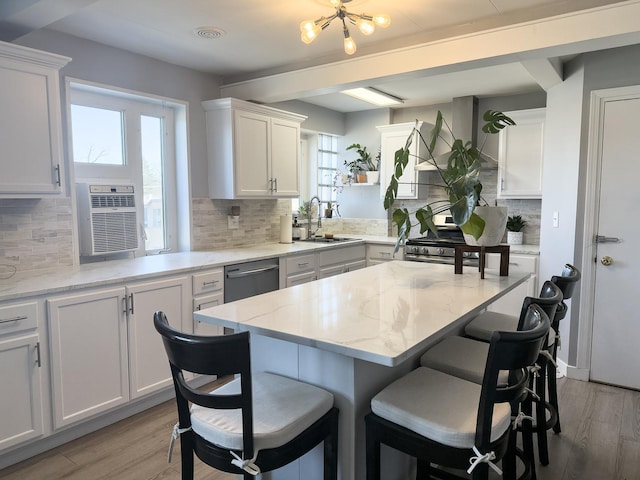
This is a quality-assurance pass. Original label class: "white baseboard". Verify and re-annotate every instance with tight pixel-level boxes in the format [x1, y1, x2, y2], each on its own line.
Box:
[557, 358, 590, 381]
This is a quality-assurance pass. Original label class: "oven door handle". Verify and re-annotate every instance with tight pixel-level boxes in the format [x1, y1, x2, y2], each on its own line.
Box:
[226, 265, 279, 279]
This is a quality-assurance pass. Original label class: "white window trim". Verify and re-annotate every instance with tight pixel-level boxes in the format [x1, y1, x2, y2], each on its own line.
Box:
[67, 79, 186, 257]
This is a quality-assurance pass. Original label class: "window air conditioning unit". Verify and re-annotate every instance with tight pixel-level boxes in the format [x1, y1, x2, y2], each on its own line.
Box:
[77, 184, 139, 256]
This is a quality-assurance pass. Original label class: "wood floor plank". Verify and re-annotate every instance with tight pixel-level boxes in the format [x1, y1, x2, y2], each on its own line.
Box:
[621, 389, 640, 441]
[0, 377, 636, 480]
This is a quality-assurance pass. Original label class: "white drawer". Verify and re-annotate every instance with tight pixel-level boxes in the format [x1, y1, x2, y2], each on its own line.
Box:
[193, 292, 224, 312]
[486, 253, 538, 274]
[192, 270, 224, 296]
[0, 301, 38, 336]
[366, 244, 401, 262]
[285, 254, 316, 275]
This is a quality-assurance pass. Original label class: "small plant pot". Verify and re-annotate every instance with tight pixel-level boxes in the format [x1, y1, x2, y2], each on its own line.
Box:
[366, 171, 380, 184]
[324, 208, 333, 218]
[356, 173, 368, 183]
[507, 231, 524, 245]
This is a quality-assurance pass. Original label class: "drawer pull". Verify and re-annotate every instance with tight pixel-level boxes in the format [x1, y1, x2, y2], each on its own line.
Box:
[202, 280, 219, 287]
[379, 252, 391, 257]
[0, 315, 27, 324]
[297, 262, 309, 267]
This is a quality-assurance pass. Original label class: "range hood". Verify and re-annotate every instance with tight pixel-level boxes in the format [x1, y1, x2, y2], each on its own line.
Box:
[414, 96, 498, 171]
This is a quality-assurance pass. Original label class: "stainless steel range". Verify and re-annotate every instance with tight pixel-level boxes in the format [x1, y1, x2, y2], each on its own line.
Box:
[404, 215, 479, 265]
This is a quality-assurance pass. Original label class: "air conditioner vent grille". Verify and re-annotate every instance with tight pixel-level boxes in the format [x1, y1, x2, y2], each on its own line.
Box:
[91, 194, 136, 209]
[91, 211, 138, 253]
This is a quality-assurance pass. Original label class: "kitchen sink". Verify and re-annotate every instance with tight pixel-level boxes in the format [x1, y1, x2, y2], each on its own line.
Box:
[298, 236, 358, 243]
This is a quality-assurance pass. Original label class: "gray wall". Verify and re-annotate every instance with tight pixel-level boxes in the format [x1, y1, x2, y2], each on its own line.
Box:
[16, 29, 222, 198]
[541, 43, 640, 367]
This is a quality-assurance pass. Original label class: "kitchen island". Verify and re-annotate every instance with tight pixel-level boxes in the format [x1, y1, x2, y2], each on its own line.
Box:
[194, 261, 530, 480]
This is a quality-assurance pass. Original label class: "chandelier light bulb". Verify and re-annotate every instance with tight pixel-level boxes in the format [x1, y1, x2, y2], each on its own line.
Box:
[356, 18, 375, 35]
[329, 0, 342, 7]
[372, 14, 391, 28]
[301, 26, 321, 44]
[299, 19, 316, 33]
[343, 34, 357, 55]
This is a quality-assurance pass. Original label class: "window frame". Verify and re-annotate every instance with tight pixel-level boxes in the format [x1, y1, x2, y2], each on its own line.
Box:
[68, 81, 178, 256]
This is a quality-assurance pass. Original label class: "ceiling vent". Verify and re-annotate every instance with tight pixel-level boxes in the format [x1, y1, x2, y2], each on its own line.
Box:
[193, 26, 226, 40]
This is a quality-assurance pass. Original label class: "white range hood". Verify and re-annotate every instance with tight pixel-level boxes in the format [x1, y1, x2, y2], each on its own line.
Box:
[414, 96, 498, 171]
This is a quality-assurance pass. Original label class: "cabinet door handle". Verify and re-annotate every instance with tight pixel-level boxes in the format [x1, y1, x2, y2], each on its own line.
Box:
[129, 293, 134, 314]
[268, 178, 273, 192]
[123, 294, 134, 314]
[55, 164, 62, 187]
[273, 178, 278, 192]
[35, 341, 41, 368]
[0, 315, 27, 324]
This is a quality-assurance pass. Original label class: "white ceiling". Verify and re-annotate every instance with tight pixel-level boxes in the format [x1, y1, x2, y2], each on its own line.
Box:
[1, 0, 636, 112]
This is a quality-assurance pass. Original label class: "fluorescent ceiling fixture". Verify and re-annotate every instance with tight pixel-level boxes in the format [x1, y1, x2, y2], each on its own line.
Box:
[341, 87, 403, 106]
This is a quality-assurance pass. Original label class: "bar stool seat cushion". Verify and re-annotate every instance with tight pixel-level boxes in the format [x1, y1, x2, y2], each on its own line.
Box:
[465, 311, 518, 341]
[371, 366, 511, 449]
[191, 372, 334, 452]
[465, 312, 556, 347]
[419, 336, 509, 385]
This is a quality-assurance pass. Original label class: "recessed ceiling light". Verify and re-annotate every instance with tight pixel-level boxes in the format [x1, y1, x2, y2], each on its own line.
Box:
[193, 26, 226, 40]
[341, 87, 403, 106]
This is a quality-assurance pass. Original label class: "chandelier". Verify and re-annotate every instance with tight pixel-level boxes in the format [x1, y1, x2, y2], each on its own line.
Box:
[299, 0, 391, 55]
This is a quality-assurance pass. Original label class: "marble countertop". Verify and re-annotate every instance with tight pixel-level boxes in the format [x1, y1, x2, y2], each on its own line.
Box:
[0, 237, 376, 302]
[194, 261, 531, 367]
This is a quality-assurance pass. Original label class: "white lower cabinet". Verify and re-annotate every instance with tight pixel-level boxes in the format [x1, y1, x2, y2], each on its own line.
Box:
[283, 253, 317, 288]
[366, 244, 403, 266]
[193, 268, 224, 336]
[486, 253, 539, 315]
[318, 245, 366, 279]
[0, 300, 44, 450]
[47, 276, 189, 429]
[0, 301, 46, 451]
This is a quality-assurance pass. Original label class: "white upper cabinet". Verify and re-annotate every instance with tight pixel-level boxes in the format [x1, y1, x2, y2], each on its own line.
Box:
[0, 42, 70, 198]
[377, 122, 432, 200]
[202, 98, 306, 199]
[497, 108, 545, 199]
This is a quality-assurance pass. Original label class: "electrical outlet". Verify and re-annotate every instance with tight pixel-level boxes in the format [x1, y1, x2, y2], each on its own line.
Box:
[553, 211, 559, 228]
[228, 215, 240, 230]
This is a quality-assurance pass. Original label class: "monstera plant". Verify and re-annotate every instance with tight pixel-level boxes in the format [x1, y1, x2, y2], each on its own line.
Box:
[383, 110, 515, 246]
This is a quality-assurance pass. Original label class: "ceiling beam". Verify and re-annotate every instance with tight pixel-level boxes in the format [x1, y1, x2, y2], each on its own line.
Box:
[220, 0, 640, 103]
[0, 0, 99, 42]
[521, 58, 564, 91]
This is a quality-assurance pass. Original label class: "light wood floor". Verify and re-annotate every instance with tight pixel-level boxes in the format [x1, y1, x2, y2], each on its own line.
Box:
[1, 377, 638, 480]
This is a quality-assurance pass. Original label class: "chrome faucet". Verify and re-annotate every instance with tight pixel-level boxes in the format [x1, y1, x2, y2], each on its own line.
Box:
[307, 195, 322, 238]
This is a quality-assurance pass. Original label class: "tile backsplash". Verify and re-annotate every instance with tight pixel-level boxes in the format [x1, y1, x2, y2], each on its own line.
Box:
[0, 191, 540, 277]
[0, 198, 74, 277]
[191, 198, 292, 250]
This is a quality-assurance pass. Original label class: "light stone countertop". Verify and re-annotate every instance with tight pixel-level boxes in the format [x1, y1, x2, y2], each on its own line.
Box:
[0, 238, 376, 302]
[0, 235, 538, 303]
[194, 261, 531, 366]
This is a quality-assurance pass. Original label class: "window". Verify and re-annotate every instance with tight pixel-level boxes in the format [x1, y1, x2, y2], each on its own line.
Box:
[317, 133, 339, 205]
[69, 82, 179, 255]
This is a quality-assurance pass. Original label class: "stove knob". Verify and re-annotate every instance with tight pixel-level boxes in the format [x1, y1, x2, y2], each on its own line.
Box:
[437, 248, 445, 255]
[421, 247, 429, 255]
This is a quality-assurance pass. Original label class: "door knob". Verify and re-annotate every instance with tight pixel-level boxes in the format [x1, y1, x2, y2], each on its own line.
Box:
[601, 255, 613, 266]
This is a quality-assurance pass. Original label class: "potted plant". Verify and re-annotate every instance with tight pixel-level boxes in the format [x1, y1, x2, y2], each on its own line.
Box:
[345, 143, 376, 183]
[506, 215, 527, 245]
[383, 110, 515, 248]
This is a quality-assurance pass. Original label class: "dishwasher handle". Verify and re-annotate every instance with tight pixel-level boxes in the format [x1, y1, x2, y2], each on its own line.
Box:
[226, 264, 279, 279]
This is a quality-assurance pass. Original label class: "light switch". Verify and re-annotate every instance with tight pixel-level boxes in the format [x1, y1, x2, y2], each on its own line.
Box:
[552, 211, 559, 228]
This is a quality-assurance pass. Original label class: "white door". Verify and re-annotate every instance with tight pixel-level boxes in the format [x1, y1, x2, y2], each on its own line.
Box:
[590, 95, 640, 390]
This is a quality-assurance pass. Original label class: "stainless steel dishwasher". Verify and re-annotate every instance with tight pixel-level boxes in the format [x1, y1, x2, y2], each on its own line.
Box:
[224, 257, 280, 303]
